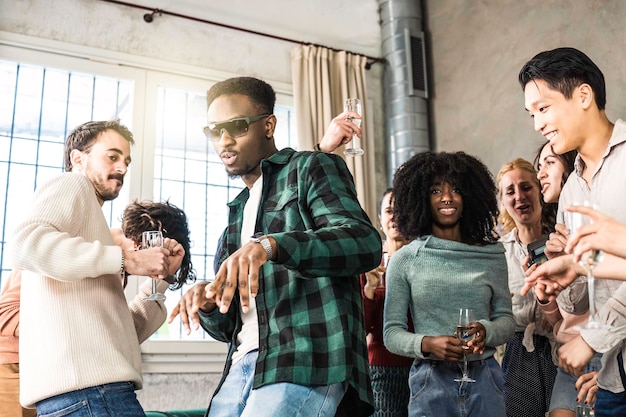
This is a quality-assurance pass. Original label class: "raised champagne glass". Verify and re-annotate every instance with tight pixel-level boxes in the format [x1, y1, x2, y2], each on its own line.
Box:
[343, 98, 364, 156]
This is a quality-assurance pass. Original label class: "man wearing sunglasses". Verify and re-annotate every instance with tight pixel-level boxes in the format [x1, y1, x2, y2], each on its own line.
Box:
[173, 76, 381, 417]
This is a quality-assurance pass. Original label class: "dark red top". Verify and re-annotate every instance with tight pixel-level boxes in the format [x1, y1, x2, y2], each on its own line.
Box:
[360, 272, 414, 367]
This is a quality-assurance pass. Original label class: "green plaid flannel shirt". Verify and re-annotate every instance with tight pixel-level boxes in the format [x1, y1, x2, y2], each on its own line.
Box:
[200, 148, 382, 416]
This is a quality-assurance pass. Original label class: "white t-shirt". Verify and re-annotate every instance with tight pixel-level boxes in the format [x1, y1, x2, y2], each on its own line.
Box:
[231, 175, 262, 364]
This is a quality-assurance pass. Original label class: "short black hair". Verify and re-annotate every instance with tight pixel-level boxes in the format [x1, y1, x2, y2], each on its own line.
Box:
[392, 151, 499, 244]
[64, 120, 134, 172]
[206, 77, 275, 115]
[518, 47, 606, 110]
[122, 200, 196, 290]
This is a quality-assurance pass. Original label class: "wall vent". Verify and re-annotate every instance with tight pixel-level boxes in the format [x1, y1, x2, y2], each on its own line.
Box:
[405, 29, 428, 98]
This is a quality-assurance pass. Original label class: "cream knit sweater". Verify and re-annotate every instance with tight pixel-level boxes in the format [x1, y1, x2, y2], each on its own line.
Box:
[10, 173, 167, 408]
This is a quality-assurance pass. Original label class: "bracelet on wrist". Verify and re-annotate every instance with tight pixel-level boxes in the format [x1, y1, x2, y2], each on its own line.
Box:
[120, 252, 126, 275]
[120, 252, 129, 288]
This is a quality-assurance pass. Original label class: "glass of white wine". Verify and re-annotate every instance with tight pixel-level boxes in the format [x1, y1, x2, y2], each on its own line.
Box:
[343, 98, 364, 156]
[454, 308, 476, 383]
[142, 230, 167, 301]
[565, 203, 608, 330]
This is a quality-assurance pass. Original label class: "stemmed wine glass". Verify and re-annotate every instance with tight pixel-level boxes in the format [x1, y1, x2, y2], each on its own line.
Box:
[565, 203, 608, 330]
[454, 308, 476, 383]
[343, 98, 364, 156]
[142, 230, 167, 301]
[576, 404, 594, 417]
[376, 248, 389, 289]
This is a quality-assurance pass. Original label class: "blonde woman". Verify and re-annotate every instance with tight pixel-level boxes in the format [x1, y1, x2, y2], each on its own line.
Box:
[497, 158, 557, 417]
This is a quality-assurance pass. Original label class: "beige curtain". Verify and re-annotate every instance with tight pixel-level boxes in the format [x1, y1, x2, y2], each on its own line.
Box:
[290, 44, 374, 219]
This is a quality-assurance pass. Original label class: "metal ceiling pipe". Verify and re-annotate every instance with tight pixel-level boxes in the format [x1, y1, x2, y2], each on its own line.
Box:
[377, 0, 430, 184]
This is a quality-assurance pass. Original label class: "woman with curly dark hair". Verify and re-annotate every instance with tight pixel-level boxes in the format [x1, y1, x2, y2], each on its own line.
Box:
[383, 151, 515, 417]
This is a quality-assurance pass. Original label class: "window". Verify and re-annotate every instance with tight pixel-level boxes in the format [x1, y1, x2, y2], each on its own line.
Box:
[0, 45, 297, 372]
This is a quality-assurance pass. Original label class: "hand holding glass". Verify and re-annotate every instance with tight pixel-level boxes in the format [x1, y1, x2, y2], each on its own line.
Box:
[376, 252, 389, 289]
[454, 308, 476, 383]
[142, 231, 167, 301]
[565, 204, 607, 330]
[343, 98, 364, 156]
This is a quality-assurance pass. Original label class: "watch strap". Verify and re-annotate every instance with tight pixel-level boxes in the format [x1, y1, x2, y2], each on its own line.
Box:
[251, 232, 273, 260]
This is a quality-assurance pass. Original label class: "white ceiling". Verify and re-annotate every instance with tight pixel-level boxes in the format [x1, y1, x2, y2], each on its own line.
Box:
[127, 0, 383, 58]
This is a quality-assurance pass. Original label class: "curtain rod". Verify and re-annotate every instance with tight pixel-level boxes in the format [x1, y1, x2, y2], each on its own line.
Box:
[100, 0, 386, 69]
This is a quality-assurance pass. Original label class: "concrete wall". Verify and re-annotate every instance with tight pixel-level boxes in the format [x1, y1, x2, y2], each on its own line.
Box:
[425, 0, 626, 175]
[139, 373, 218, 412]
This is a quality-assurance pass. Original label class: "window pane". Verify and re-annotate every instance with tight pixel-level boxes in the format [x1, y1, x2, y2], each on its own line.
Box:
[39, 69, 70, 138]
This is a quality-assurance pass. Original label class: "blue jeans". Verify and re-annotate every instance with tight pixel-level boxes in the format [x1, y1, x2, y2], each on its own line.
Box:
[407, 357, 505, 417]
[36, 382, 145, 417]
[594, 352, 626, 417]
[595, 389, 626, 417]
[549, 353, 602, 412]
[208, 350, 346, 417]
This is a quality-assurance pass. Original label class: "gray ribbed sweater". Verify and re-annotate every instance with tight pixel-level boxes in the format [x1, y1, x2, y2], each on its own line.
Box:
[383, 235, 515, 360]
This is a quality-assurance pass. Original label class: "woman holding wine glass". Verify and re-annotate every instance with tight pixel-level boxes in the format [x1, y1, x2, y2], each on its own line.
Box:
[361, 188, 412, 417]
[496, 158, 558, 417]
[384, 151, 515, 417]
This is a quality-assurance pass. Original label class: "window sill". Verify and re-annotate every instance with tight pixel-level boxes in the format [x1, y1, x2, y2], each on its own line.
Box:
[141, 340, 228, 373]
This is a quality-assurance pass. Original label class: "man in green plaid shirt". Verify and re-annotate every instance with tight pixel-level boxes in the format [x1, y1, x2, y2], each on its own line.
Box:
[188, 77, 381, 417]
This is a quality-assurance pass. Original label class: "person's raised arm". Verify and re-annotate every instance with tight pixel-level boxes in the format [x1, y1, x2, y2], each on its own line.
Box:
[316, 111, 362, 153]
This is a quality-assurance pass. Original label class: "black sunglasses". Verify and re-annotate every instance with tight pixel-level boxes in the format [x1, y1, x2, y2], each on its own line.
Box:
[203, 114, 271, 141]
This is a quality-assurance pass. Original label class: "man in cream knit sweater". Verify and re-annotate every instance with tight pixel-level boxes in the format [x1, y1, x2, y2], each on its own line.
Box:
[9, 120, 184, 416]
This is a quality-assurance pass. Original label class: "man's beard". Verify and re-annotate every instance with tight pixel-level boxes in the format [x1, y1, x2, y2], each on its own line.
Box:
[92, 173, 123, 202]
[225, 164, 256, 179]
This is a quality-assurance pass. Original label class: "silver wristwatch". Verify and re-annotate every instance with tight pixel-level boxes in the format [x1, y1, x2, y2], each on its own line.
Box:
[251, 232, 273, 260]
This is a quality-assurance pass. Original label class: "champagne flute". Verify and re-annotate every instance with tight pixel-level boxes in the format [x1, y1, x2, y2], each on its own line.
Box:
[377, 251, 389, 289]
[454, 308, 476, 383]
[576, 404, 594, 417]
[142, 230, 167, 301]
[343, 98, 364, 156]
[565, 203, 607, 330]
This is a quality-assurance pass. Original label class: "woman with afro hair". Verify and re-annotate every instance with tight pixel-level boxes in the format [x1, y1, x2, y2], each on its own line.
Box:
[383, 151, 515, 417]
